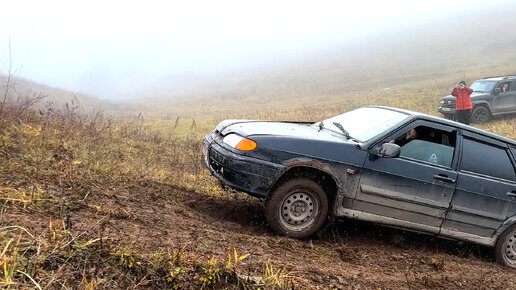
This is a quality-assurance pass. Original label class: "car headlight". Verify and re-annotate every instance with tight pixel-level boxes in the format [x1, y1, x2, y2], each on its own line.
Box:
[440, 100, 444, 105]
[222, 134, 257, 151]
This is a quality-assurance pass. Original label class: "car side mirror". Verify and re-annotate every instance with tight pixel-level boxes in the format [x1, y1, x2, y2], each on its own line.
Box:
[494, 88, 501, 95]
[378, 143, 401, 158]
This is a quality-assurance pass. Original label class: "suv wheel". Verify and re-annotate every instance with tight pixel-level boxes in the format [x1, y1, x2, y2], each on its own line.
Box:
[265, 178, 328, 238]
[495, 224, 516, 269]
[472, 106, 491, 124]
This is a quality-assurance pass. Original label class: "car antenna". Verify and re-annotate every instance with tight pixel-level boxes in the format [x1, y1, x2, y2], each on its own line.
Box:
[318, 121, 324, 131]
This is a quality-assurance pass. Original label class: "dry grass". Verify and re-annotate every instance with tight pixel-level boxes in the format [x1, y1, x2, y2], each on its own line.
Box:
[0, 105, 299, 288]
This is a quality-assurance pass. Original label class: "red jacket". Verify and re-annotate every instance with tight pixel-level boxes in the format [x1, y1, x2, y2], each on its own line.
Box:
[451, 87, 473, 110]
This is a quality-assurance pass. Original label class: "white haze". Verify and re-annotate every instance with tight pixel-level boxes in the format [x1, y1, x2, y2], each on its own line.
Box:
[0, 0, 513, 99]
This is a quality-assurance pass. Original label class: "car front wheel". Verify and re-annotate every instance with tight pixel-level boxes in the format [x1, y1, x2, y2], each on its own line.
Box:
[495, 224, 516, 269]
[265, 178, 328, 238]
[472, 106, 491, 124]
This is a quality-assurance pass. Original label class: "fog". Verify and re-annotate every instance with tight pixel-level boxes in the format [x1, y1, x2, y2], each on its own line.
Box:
[0, 0, 514, 100]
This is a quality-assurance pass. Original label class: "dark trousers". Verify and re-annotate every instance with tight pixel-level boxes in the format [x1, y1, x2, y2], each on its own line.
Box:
[456, 109, 471, 125]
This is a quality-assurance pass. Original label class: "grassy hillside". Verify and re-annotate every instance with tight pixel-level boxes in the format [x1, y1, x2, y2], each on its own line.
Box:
[0, 74, 130, 115]
[126, 6, 516, 120]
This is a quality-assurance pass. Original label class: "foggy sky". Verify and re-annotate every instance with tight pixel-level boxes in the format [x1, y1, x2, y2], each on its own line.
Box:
[0, 0, 513, 99]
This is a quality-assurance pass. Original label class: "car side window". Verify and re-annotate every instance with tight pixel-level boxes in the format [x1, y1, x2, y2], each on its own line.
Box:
[461, 138, 516, 181]
[499, 82, 511, 93]
[394, 125, 457, 168]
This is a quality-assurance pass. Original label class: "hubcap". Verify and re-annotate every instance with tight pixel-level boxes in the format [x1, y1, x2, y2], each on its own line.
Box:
[279, 191, 317, 231]
[504, 231, 516, 266]
[474, 109, 487, 123]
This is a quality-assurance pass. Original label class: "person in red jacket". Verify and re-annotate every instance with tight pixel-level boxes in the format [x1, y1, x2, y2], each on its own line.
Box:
[451, 80, 474, 125]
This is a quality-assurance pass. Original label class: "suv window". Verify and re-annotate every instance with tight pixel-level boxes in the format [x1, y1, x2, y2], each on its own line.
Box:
[394, 125, 457, 168]
[499, 81, 513, 92]
[461, 138, 516, 181]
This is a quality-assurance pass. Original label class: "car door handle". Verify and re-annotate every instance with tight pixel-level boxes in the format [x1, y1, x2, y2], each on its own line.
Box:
[433, 174, 456, 183]
[507, 191, 516, 198]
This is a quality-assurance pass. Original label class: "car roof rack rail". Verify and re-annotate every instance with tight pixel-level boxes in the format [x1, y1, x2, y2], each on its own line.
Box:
[483, 75, 505, 79]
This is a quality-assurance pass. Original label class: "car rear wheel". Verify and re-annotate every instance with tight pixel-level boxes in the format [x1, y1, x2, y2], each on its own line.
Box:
[265, 178, 328, 238]
[472, 106, 491, 124]
[495, 224, 516, 269]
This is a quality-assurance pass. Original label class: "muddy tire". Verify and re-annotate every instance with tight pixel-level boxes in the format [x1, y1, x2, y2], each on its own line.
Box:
[472, 105, 491, 124]
[495, 224, 516, 269]
[265, 178, 328, 238]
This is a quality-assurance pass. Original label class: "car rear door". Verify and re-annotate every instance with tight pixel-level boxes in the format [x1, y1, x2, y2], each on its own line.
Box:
[440, 132, 516, 244]
[354, 120, 459, 234]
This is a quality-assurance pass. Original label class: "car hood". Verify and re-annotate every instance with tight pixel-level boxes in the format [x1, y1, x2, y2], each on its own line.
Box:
[215, 120, 348, 142]
[441, 92, 488, 100]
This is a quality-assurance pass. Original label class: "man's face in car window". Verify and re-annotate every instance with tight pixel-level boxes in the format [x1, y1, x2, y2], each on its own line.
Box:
[503, 83, 509, 92]
[406, 129, 417, 141]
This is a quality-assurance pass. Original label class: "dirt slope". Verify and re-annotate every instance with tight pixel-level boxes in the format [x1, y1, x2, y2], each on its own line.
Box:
[6, 177, 516, 289]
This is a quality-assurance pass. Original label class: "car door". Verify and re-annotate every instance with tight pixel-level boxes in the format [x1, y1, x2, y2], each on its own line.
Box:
[440, 132, 516, 244]
[353, 120, 459, 234]
[510, 81, 516, 112]
[493, 81, 516, 113]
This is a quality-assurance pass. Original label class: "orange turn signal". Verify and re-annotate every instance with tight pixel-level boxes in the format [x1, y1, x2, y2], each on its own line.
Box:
[235, 138, 257, 151]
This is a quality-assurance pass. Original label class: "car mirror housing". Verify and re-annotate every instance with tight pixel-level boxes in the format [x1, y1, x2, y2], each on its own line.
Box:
[379, 143, 401, 158]
[494, 88, 501, 95]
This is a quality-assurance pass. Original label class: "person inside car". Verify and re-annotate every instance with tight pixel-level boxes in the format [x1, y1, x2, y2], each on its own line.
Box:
[391, 128, 418, 147]
[502, 82, 510, 92]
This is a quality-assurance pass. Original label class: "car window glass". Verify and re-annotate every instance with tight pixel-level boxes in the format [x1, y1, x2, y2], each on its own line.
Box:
[500, 82, 512, 92]
[401, 140, 454, 167]
[394, 125, 456, 168]
[461, 138, 516, 181]
[470, 81, 496, 93]
[321, 107, 409, 142]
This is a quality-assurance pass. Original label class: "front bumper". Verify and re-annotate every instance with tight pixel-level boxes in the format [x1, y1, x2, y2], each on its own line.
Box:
[203, 134, 284, 198]
[437, 106, 456, 115]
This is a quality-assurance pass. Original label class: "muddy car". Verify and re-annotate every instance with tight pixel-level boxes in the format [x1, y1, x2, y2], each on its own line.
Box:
[203, 106, 516, 268]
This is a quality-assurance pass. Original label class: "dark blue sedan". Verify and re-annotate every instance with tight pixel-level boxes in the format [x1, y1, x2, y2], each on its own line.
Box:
[203, 106, 516, 268]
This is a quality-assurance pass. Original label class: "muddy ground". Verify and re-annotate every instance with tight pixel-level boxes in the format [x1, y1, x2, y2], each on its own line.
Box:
[6, 175, 516, 289]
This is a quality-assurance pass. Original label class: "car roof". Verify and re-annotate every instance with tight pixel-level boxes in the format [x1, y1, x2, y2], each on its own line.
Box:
[364, 105, 516, 147]
[480, 76, 516, 81]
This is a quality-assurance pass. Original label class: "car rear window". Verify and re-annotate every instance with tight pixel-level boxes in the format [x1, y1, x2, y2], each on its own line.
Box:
[461, 138, 516, 181]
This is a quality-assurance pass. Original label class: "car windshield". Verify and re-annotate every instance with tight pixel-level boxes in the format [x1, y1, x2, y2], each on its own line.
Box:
[319, 107, 409, 142]
[470, 81, 496, 93]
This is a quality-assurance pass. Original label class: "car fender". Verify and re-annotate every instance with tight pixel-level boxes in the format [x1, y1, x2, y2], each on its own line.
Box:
[493, 214, 516, 246]
[269, 157, 362, 217]
[471, 100, 493, 112]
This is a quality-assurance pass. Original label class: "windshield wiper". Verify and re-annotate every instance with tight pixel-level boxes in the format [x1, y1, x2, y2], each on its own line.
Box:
[332, 122, 351, 139]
